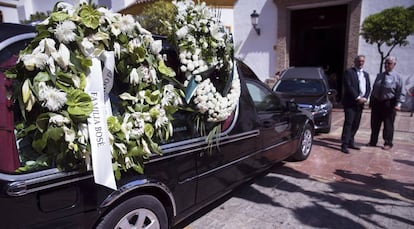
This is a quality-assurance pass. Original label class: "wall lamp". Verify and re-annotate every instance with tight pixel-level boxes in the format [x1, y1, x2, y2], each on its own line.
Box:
[250, 10, 260, 35]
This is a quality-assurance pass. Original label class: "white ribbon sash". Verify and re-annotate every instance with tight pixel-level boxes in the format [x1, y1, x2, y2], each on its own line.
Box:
[86, 58, 117, 190]
[101, 51, 115, 116]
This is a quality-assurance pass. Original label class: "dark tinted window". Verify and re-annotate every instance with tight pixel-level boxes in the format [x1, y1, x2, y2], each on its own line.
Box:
[275, 79, 326, 95]
[246, 80, 281, 112]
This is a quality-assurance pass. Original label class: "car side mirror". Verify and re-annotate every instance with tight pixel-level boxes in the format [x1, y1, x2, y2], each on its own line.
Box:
[286, 99, 298, 112]
[327, 89, 337, 96]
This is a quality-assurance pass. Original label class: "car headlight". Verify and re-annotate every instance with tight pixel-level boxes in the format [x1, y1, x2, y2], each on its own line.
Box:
[314, 103, 328, 111]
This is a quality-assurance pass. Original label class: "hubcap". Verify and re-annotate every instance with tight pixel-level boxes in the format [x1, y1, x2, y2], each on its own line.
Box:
[301, 129, 312, 156]
[115, 208, 160, 229]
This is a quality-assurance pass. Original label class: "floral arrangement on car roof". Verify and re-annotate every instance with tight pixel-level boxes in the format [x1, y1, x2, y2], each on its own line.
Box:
[167, 0, 239, 125]
[6, 0, 239, 184]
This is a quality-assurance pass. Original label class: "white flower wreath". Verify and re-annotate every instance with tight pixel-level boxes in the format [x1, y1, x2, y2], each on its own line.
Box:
[167, 0, 240, 123]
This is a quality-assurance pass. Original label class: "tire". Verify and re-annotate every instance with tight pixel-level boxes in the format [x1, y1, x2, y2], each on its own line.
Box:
[291, 124, 313, 161]
[96, 195, 168, 229]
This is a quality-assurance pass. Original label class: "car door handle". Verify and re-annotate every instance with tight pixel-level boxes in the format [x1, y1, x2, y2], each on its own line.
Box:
[7, 181, 27, 196]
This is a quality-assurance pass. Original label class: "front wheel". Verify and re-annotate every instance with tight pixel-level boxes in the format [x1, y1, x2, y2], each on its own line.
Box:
[291, 123, 313, 161]
[97, 195, 168, 229]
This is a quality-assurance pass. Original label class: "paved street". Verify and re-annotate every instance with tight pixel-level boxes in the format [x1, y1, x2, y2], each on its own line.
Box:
[182, 108, 414, 229]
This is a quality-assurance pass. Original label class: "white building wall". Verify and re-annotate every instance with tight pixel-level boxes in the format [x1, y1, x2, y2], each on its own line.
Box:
[1, 0, 102, 23]
[1, 5, 19, 23]
[233, 0, 277, 82]
[359, 0, 414, 86]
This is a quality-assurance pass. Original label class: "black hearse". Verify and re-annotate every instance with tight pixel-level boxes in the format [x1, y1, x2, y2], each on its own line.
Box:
[0, 23, 314, 228]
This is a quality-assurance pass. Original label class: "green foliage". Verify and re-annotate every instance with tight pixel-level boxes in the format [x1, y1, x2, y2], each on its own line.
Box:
[21, 11, 50, 25]
[138, 0, 177, 36]
[361, 6, 414, 72]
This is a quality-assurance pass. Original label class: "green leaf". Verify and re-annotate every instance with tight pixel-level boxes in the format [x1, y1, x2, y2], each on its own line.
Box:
[144, 123, 154, 138]
[107, 116, 121, 133]
[149, 107, 160, 118]
[144, 90, 160, 105]
[33, 71, 50, 84]
[158, 60, 176, 77]
[79, 5, 100, 29]
[32, 131, 49, 153]
[50, 11, 69, 21]
[132, 164, 144, 174]
[134, 46, 147, 63]
[36, 113, 51, 132]
[129, 146, 143, 156]
[47, 126, 64, 141]
[66, 89, 93, 119]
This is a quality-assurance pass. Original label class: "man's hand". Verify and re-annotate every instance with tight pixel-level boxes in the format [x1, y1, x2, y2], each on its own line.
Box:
[357, 98, 367, 104]
[394, 106, 401, 111]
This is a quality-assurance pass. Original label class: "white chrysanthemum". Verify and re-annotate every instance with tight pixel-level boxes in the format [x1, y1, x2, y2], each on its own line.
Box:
[38, 82, 67, 111]
[118, 14, 135, 35]
[54, 20, 77, 44]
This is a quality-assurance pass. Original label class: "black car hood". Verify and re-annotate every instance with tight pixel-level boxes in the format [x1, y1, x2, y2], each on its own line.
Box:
[275, 92, 326, 106]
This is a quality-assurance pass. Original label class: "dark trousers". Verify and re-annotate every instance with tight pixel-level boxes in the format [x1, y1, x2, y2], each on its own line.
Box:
[369, 99, 396, 147]
[341, 105, 363, 148]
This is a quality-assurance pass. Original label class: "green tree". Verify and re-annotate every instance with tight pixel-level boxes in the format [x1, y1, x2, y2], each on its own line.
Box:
[361, 6, 414, 73]
[138, 0, 177, 36]
[21, 11, 50, 25]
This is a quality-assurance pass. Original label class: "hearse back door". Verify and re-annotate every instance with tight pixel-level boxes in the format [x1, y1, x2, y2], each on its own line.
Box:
[0, 170, 100, 228]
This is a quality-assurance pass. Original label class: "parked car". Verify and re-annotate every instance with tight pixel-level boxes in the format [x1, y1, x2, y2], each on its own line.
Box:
[0, 23, 314, 229]
[273, 67, 336, 133]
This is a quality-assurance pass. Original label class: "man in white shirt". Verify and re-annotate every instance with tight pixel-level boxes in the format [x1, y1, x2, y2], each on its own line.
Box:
[341, 55, 371, 153]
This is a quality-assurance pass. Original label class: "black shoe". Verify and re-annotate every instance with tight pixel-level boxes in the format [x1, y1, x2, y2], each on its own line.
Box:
[365, 143, 376, 147]
[341, 147, 349, 154]
[349, 145, 361, 150]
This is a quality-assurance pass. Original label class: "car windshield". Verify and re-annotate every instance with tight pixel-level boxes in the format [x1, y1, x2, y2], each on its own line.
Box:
[275, 79, 326, 95]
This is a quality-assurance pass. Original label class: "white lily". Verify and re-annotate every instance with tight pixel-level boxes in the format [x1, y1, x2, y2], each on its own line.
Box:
[52, 43, 71, 69]
[22, 79, 35, 111]
[129, 68, 139, 85]
[114, 143, 128, 155]
[77, 123, 89, 145]
[141, 139, 151, 155]
[79, 38, 94, 56]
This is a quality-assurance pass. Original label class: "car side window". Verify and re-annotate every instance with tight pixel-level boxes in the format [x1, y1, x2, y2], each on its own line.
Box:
[246, 80, 282, 112]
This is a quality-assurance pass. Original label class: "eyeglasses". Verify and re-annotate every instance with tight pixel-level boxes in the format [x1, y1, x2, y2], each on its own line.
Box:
[384, 62, 394, 65]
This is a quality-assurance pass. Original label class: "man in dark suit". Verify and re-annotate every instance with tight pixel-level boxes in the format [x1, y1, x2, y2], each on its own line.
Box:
[341, 55, 371, 153]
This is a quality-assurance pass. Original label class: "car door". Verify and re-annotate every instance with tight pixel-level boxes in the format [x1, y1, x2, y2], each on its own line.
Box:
[245, 79, 294, 164]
